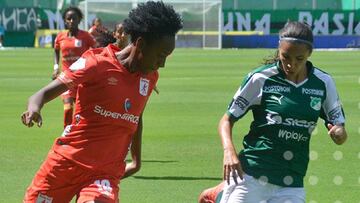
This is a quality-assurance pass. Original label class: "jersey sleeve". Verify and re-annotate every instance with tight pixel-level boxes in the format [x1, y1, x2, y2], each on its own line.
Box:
[320, 76, 345, 125]
[227, 73, 262, 121]
[57, 52, 98, 89]
[54, 32, 61, 50]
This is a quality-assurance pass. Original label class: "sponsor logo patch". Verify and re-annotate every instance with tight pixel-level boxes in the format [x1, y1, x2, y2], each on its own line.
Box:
[139, 78, 149, 96]
[278, 129, 309, 142]
[94, 105, 139, 124]
[74, 39, 82, 47]
[270, 95, 284, 104]
[302, 88, 324, 96]
[263, 85, 291, 93]
[108, 77, 118, 85]
[266, 112, 316, 134]
[124, 98, 131, 112]
[310, 97, 322, 111]
[234, 96, 249, 110]
[36, 193, 53, 203]
[328, 106, 343, 124]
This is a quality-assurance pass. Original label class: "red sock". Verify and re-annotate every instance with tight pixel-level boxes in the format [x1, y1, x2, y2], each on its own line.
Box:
[63, 104, 73, 128]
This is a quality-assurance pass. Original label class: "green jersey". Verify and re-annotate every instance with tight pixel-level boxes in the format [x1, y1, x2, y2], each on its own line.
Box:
[227, 61, 345, 187]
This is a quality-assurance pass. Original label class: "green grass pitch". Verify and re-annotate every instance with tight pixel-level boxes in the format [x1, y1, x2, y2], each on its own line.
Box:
[0, 48, 359, 202]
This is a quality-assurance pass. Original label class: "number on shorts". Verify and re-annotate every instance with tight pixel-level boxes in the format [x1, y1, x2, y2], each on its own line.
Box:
[94, 179, 112, 195]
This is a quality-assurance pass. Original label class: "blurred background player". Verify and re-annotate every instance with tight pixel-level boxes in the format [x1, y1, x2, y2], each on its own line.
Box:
[88, 17, 108, 47]
[113, 22, 129, 49]
[21, 1, 183, 202]
[52, 6, 96, 128]
[90, 22, 129, 48]
[198, 21, 347, 203]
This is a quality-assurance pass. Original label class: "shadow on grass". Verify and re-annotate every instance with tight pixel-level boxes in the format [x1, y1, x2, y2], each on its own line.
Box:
[133, 176, 222, 181]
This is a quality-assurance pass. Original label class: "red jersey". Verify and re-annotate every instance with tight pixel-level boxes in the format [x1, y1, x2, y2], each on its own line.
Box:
[54, 30, 96, 71]
[55, 44, 158, 177]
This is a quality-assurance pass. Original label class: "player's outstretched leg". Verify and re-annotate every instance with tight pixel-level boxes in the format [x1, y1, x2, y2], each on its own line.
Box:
[198, 181, 225, 203]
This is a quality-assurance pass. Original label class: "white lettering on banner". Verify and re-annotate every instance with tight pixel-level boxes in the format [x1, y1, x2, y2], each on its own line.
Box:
[299, 11, 360, 35]
[2, 9, 16, 30]
[223, 12, 234, 31]
[255, 14, 270, 34]
[44, 10, 64, 30]
[17, 8, 28, 31]
[333, 13, 345, 35]
[313, 12, 329, 35]
[223, 12, 270, 34]
[43, 9, 96, 30]
[222, 11, 360, 36]
[278, 129, 308, 142]
[94, 105, 139, 124]
[235, 12, 251, 31]
[0, 8, 37, 31]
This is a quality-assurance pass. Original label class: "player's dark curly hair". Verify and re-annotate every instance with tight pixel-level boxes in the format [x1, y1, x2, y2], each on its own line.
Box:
[62, 6, 83, 21]
[263, 21, 313, 64]
[123, 1, 183, 43]
[96, 28, 116, 47]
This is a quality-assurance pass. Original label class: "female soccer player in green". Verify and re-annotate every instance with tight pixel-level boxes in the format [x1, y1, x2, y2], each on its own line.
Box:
[199, 21, 347, 203]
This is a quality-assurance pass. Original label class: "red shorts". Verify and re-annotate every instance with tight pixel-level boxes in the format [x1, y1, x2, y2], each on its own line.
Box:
[24, 151, 120, 203]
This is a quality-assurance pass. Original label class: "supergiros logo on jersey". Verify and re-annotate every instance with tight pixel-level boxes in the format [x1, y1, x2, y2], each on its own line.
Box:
[266, 112, 316, 134]
[94, 105, 139, 124]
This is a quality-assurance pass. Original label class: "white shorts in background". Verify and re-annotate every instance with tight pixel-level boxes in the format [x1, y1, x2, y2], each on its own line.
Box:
[220, 173, 305, 203]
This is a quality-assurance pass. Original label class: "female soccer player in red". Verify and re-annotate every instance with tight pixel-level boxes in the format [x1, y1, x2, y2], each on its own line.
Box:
[88, 17, 108, 46]
[21, 1, 183, 202]
[52, 6, 96, 128]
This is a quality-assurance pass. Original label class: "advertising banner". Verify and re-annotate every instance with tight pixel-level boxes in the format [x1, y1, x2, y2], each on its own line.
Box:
[223, 9, 360, 35]
[0, 8, 37, 32]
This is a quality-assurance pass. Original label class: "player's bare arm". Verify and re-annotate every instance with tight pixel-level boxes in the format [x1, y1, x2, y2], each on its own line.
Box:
[219, 114, 244, 184]
[21, 79, 68, 128]
[122, 116, 143, 179]
[52, 49, 61, 80]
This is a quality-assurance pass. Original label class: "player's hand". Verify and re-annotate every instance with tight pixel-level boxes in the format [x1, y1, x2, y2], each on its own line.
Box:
[51, 69, 60, 80]
[223, 148, 244, 185]
[327, 124, 347, 145]
[21, 110, 42, 128]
